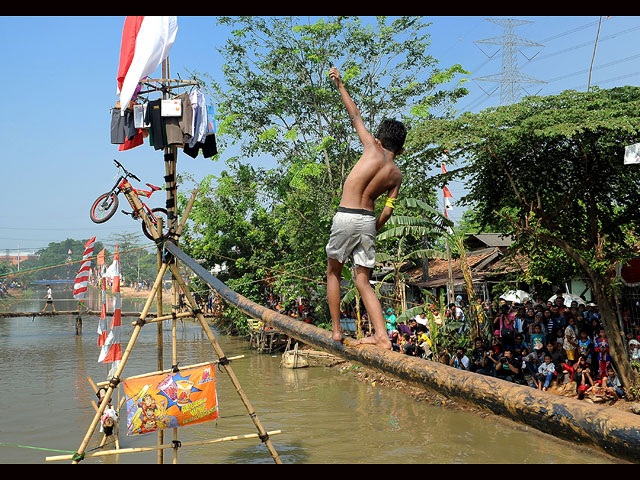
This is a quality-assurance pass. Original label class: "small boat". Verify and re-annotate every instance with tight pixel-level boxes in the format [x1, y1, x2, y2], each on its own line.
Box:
[280, 347, 309, 369]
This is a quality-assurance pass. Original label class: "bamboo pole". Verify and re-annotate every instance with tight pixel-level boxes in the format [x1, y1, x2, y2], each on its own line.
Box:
[171, 271, 179, 465]
[156, 217, 164, 464]
[46, 430, 282, 462]
[167, 262, 282, 464]
[132, 310, 194, 325]
[95, 357, 245, 387]
[71, 262, 168, 464]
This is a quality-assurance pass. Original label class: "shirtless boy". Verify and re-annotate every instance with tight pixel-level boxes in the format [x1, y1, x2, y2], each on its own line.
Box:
[326, 66, 406, 351]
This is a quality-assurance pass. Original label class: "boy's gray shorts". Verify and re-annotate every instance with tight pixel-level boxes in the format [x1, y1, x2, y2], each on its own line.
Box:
[325, 208, 376, 269]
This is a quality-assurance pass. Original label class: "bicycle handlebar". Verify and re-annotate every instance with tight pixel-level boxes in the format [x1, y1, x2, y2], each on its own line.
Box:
[113, 159, 140, 182]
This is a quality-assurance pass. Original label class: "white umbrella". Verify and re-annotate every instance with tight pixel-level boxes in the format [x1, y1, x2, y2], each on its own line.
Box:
[548, 293, 585, 307]
[499, 290, 531, 303]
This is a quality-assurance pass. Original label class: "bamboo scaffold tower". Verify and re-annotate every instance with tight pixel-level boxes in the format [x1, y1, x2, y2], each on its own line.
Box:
[59, 59, 282, 464]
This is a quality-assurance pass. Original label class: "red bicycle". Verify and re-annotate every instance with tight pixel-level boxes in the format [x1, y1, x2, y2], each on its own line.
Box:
[90, 159, 168, 241]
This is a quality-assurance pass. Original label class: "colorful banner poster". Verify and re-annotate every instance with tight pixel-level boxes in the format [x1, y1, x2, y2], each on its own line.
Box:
[123, 363, 218, 436]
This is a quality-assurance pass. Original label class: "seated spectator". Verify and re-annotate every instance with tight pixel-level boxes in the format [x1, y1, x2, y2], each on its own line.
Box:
[524, 342, 546, 387]
[397, 320, 412, 337]
[399, 333, 417, 356]
[574, 354, 594, 399]
[536, 353, 556, 391]
[600, 365, 625, 400]
[494, 349, 522, 383]
[469, 338, 492, 376]
[547, 342, 565, 384]
[450, 346, 470, 370]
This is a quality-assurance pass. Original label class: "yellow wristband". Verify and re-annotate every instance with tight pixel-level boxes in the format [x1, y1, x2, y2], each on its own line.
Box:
[385, 197, 397, 209]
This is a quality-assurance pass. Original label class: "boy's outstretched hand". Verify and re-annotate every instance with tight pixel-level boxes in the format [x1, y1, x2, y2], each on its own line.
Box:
[329, 66, 342, 87]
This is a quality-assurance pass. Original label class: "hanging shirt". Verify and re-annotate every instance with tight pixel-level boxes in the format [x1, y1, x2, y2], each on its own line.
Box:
[188, 89, 207, 148]
[164, 92, 193, 146]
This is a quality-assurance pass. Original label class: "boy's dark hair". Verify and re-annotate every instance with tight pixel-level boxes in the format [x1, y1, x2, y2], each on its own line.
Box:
[376, 118, 406, 154]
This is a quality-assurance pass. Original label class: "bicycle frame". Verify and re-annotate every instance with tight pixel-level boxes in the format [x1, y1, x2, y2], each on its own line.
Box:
[119, 178, 157, 220]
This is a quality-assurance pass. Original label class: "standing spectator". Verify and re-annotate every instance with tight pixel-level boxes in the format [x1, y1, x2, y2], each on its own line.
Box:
[536, 353, 556, 391]
[577, 329, 594, 365]
[584, 302, 600, 324]
[629, 339, 640, 364]
[528, 312, 547, 339]
[522, 307, 536, 342]
[530, 323, 546, 351]
[543, 308, 556, 338]
[384, 308, 397, 335]
[495, 305, 515, 351]
[448, 302, 466, 334]
[563, 316, 579, 364]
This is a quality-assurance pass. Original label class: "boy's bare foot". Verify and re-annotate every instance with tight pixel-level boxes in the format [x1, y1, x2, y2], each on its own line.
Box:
[332, 330, 344, 343]
[355, 336, 392, 351]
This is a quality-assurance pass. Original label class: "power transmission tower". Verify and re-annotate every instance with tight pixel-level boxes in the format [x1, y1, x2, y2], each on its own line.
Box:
[474, 18, 547, 105]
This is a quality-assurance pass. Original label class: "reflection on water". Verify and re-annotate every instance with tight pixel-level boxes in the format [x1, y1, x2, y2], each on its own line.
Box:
[0, 286, 620, 464]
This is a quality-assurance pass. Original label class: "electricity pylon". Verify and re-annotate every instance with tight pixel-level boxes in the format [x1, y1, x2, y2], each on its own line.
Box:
[474, 18, 547, 105]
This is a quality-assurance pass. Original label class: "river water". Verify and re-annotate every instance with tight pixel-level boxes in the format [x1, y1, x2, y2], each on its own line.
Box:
[0, 285, 621, 464]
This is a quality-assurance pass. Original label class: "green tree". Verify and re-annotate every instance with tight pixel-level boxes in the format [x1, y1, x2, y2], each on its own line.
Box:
[187, 16, 469, 320]
[407, 86, 640, 395]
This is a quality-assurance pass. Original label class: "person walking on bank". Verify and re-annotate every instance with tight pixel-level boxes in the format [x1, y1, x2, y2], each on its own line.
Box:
[42, 284, 56, 313]
[325, 66, 406, 351]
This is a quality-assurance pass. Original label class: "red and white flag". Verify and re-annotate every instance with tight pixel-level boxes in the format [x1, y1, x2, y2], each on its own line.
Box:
[73, 236, 96, 300]
[442, 160, 454, 218]
[97, 263, 108, 348]
[117, 16, 178, 113]
[99, 244, 122, 369]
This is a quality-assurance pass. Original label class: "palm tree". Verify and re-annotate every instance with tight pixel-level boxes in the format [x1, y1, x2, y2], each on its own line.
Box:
[375, 197, 451, 315]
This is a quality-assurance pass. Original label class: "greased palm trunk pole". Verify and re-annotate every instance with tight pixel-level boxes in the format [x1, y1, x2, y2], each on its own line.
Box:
[167, 261, 283, 464]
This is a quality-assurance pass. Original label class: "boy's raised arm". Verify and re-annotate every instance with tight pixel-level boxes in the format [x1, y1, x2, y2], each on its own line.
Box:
[330, 67, 375, 147]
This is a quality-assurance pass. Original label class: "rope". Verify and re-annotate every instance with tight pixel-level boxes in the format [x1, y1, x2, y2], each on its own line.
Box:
[0, 442, 75, 454]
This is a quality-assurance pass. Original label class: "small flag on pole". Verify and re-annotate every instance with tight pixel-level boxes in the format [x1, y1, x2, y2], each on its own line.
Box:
[73, 237, 96, 300]
[99, 244, 122, 374]
[442, 154, 454, 234]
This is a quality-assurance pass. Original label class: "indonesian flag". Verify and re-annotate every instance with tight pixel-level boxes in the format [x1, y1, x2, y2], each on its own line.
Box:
[73, 237, 96, 300]
[117, 16, 178, 115]
[99, 245, 122, 367]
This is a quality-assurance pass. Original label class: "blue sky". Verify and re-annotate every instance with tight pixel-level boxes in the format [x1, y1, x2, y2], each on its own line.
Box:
[1, 15, 638, 254]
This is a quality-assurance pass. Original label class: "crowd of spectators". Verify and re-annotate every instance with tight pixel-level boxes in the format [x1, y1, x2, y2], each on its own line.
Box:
[363, 293, 640, 403]
[0, 279, 25, 298]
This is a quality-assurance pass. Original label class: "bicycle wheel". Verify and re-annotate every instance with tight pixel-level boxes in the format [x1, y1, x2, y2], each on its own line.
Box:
[141, 207, 168, 241]
[90, 192, 119, 224]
